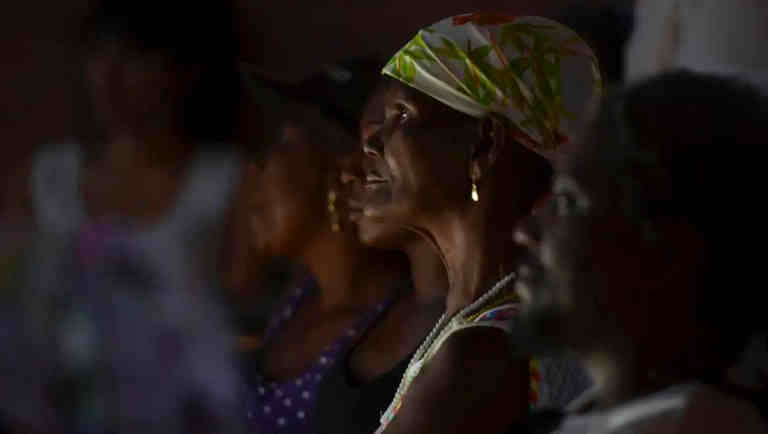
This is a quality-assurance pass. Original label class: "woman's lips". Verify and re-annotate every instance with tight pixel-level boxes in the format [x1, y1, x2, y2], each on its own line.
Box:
[363, 171, 388, 189]
[346, 173, 391, 222]
[365, 172, 386, 182]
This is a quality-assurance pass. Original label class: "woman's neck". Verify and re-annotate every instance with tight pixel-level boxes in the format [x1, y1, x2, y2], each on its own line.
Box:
[423, 208, 523, 315]
[403, 239, 447, 303]
[301, 232, 405, 311]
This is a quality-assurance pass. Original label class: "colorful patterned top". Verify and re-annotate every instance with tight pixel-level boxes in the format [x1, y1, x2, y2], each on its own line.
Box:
[375, 273, 590, 433]
[0, 145, 244, 434]
[243, 279, 391, 434]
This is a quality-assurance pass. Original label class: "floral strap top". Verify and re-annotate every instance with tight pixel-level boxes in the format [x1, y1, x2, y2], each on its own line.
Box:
[376, 274, 591, 433]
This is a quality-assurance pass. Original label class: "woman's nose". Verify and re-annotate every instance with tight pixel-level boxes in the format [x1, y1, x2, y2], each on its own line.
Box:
[515, 193, 552, 247]
[362, 133, 384, 158]
[338, 153, 363, 185]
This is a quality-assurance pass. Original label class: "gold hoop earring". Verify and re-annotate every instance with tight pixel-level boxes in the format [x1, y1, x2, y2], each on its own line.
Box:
[471, 181, 479, 203]
[327, 189, 341, 232]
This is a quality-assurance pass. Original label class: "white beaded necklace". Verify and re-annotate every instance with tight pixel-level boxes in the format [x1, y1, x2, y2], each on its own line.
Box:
[377, 271, 518, 430]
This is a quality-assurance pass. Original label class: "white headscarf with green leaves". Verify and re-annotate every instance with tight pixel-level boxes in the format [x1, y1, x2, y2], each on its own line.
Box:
[383, 13, 602, 153]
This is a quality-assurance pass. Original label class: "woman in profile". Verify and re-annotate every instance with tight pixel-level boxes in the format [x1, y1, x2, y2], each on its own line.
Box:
[237, 61, 412, 434]
[347, 12, 602, 434]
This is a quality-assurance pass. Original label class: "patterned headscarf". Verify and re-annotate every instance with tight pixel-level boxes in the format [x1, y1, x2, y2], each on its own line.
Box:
[383, 12, 602, 154]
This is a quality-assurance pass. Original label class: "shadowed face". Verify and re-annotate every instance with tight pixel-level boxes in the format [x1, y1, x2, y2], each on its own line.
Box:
[351, 78, 478, 230]
[513, 123, 706, 357]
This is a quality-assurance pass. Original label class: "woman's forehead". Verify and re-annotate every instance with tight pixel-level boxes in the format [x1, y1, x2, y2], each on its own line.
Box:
[361, 82, 391, 121]
[371, 78, 430, 106]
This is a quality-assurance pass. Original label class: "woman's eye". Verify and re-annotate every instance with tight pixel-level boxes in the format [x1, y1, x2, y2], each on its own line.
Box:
[397, 106, 410, 122]
[388, 103, 411, 123]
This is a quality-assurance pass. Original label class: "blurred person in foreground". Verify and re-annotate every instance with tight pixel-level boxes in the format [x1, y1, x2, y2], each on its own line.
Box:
[514, 71, 768, 434]
[0, 0, 247, 432]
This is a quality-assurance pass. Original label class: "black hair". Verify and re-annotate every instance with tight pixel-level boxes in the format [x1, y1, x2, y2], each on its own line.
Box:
[80, 0, 244, 147]
[583, 70, 768, 366]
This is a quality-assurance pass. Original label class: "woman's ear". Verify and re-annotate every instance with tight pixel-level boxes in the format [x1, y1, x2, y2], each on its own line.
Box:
[470, 114, 508, 183]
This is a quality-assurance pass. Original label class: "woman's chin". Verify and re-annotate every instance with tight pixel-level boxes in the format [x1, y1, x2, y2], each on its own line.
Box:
[356, 218, 410, 250]
[361, 200, 407, 224]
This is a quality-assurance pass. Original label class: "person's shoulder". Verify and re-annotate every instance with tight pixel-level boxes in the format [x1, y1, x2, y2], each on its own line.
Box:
[630, 385, 767, 434]
[430, 325, 519, 374]
[675, 386, 767, 434]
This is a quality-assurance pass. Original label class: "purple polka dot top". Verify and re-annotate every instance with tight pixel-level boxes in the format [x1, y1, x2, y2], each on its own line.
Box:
[244, 277, 390, 434]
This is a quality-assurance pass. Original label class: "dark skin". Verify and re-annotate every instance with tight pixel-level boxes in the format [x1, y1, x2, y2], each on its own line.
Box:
[512, 78, 767, 431]
[514, 164, 708, 407]
[354, 77, 551, 434]
[513, 148, 767, 433]
[345, 238, 445, 383]
[241, 102, 409, 380]
[333, 84, 448, 382]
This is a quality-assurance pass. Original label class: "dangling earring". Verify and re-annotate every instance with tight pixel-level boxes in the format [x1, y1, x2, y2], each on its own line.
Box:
[327, 189, 341, 232]
[470, 165, 480, 203]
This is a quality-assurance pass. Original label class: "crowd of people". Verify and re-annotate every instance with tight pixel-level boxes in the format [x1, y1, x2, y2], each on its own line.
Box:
[1, 0, 767, 433]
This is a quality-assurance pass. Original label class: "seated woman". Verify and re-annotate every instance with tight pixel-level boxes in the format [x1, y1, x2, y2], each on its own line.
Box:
[348, 12, 602, 434]
[514, 71, 768, 433]
[238, 61, 411, 434]
[311, 116, 448, 433]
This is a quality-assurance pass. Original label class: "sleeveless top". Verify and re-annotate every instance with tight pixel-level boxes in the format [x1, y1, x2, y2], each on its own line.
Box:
[1, 144, 244, 433]
[311, 351, 411, 434]
[243, 278, 391, 434]
[375, 273, 590, 433]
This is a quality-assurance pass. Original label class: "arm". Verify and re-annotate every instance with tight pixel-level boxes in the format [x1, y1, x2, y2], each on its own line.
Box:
[630, 387, 768, 434]
[382, 326, 528, 434]
[673, 388, 767, 434]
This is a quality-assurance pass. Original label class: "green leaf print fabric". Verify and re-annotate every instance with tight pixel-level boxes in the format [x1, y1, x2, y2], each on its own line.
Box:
[382, 13, 603, 153]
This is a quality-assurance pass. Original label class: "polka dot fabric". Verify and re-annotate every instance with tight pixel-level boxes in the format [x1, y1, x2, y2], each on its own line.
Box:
[244, 278, 390, 434]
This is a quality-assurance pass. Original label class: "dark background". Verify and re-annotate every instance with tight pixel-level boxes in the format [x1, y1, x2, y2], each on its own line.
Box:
[0, 0, 632, 164]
